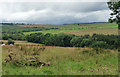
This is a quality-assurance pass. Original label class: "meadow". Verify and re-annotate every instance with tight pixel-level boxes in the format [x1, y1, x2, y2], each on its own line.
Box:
[23, 23, 118, 36]
[2, 42, 118, 75]
[1, 22, 119, 75]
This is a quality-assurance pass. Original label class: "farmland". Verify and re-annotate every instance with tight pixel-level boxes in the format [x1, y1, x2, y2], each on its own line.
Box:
[1, 1, 119, 75]
[23, 23, 118, 36]
[1, 23, 118, 40]
[1, 22, 119, 75]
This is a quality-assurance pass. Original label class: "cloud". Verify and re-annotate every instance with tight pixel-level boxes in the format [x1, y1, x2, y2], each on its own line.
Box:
[0, 0, 108, 2]
[0, 2, 111, 24]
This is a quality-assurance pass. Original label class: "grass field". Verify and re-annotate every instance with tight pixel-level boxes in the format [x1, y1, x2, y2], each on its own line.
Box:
[2, 41, 118, 75]
[23, 23, 118, 36]
[1, 23, 118, 75]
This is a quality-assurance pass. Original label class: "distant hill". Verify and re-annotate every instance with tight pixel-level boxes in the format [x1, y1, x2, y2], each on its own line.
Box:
[1, 22, 108, 25]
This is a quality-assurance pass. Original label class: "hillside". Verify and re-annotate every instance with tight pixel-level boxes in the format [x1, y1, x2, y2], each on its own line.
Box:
[20, 23, 118, 36]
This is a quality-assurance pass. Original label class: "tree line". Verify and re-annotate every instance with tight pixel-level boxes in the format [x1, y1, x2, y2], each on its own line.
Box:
[26, 33, 119, 49]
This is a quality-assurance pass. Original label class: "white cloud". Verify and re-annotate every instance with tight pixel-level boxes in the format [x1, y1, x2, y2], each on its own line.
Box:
[0, 2, 111, 24]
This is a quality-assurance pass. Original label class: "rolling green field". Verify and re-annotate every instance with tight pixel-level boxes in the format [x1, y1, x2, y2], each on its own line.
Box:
[23, 23, 118, 36]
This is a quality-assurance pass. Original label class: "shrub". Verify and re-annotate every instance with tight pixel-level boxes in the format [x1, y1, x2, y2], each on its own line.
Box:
[70, 36, 83, 47]
[80, 38, 92, 47]
[90, 41, 109, 49]
[82, 50, 90, 54]
[7, 39, 14, 45]
[52, 33, 73, 47]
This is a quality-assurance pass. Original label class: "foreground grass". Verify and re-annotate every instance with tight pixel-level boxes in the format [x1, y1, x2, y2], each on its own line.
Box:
[2, 44, 118, 75]
[0, 46, 1, 76]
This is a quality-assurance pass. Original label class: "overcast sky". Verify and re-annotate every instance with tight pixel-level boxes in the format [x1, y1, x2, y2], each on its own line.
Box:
[0, 1, 111, 24]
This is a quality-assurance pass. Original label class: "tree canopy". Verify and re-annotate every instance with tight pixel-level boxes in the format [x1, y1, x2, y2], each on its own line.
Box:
[107, 1, 120, 24]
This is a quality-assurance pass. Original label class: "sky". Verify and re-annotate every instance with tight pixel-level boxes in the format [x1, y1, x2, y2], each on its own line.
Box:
[0, 0, 112, 24]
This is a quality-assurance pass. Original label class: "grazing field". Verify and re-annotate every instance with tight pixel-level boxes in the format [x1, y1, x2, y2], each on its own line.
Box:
[23, 23, 118, 36]
[2, 42, 118, 75]
[65, 28, 118, 36]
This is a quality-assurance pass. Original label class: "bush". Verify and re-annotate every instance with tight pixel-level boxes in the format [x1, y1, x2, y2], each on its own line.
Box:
[82, 50, 90, 54]
[90, 41, 108, 49]
[70, 36, 83, 47]
[80, 38, 92, 47]
[50, 33, 73, 47]
[82, 49, 95, 56]
[7, 39, 14, 45]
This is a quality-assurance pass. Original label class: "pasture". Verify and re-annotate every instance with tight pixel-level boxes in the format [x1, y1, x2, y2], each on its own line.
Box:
[2, 42, 118, 75]
[23, 23, 118, 36]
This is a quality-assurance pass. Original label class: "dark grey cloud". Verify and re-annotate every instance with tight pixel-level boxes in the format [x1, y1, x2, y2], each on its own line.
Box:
[47, 2, 109, 13]
[1, 2, 108, 12]
[0, 2, 111, 24]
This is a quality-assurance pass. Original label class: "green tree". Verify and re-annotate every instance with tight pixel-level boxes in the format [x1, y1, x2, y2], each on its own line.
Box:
[70, 36, 83, 47]
[44, 33, 54, 46]
[107, 1, 120, 28]
[90, 41, 109, 49]
[80, 38, 92, 47]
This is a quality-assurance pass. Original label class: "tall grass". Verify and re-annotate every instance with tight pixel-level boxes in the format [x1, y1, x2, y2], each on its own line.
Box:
[2, 45, 118, 75]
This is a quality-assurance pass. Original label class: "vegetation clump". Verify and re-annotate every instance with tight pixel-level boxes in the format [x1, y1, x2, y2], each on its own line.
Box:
[7, 39, 14, 45]
[4, 45, 50, 67]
